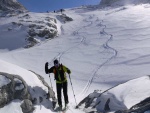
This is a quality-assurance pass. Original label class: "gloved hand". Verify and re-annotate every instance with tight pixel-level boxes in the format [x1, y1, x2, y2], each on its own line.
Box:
[67, 69, 71, 74]
[45, 62, 49, 74]
[45, 62, 48, 67]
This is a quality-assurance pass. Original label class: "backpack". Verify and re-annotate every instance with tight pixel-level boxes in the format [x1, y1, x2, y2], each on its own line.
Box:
[53, 64, 66, 82]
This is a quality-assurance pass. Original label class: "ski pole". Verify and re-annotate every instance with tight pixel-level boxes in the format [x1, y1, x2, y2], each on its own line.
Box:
[68, 74, 78, 108]
[49, 73, 53, 90]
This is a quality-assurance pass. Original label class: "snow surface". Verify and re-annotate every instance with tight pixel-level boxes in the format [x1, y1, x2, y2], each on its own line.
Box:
[0, 2, 150, 113]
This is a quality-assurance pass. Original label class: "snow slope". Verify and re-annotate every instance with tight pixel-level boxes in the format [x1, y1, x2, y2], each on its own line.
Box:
[0, 12, 59, 51]
[0, 2, 150, 113]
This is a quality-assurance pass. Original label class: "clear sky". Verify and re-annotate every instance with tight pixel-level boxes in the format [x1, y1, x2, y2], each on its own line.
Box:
[18, 0, 101, 12]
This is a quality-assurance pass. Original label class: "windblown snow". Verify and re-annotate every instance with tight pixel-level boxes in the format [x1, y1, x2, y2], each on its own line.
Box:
[0, 1, 150, 113]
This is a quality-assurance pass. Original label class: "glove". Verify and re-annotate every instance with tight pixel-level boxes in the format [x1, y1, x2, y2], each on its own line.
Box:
[45, 62, 48, 67]
[45, 62, 49, 74]
[67, 69, 71, 74]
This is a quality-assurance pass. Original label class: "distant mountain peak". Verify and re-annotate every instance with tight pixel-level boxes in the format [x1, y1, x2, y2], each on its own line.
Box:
[0, 0, 26, 11]
[100, 0, 150, 6]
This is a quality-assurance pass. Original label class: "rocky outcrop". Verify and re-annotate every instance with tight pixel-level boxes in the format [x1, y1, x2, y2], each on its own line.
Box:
[21, 99, 35, 113]
[0, 71, 56, 112]
[0, 0, 26, 11]
[56, 14, 73, 23]
[37, 28, 57, 39]
[24, 16, 58, 48]
[78, 90, 150, 113]
[115, 97, 150, 113]
[0, 13, 58, 49]
[25, 27, 57, 48]
[0, 72, 31, 108]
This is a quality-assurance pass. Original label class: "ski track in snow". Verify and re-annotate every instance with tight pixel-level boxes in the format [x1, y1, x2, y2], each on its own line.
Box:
[47, 13, 118, 100]
[47, 15, 94, 65]
[76, 16, 118, 96]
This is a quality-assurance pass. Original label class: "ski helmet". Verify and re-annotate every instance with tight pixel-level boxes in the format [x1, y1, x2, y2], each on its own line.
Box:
[54, 59, 59, 65]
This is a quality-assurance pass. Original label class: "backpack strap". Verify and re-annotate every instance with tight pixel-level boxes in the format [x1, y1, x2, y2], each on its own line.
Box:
[60, 64, 64, 73]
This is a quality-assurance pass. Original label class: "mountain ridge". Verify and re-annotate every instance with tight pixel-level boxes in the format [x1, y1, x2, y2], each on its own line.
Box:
[0, 0, 26, 11]
[100, 0, 150, 6]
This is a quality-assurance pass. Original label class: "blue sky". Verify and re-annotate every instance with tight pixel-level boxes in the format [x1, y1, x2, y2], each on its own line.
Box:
[18, 0, 101, 12]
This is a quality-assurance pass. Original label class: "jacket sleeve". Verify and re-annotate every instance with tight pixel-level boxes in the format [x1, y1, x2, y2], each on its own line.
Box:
[45, 62, 53, 74]
[62, 65, 71, 74]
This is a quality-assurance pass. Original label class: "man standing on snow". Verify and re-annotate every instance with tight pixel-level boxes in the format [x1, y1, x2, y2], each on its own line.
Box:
[45, 59, 71, 108]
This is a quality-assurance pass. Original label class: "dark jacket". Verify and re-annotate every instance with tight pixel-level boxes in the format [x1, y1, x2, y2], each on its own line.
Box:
[45, 63, 71, 83]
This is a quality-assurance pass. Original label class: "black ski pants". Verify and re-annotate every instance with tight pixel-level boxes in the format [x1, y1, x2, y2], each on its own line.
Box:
[56, 81, 68, 106]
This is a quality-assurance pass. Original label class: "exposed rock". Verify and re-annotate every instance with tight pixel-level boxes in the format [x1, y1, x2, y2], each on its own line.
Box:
[47, 22, 57, 29]
[77, 90, 100, 109]
[0, 12, 59, 50]
[0, 72, 31, 108]
[57, 14, 73, 23]
[28, 24, 36, 28]
[27, 18, 58, 44]
[115, 97, 150, 113]
[26, 22, 58, 48]
[38, 28, 50, 37]
[104, 98, 110, 111]
[38, 28, 57, 39]
[22, 14, 30, 19]
[24, 36, 38, 48]
[0, 90, 8, 108]
[0, 71, 56, 112]
[115, 110, 128, 113]
[28, 29, 37, 37]
[0, 0, 26, 11]
[12, 22, 22, 26]
[35, 20, 45, 24]
[36, 25, 44, 29]
[20, 99, 35, 113]
[39, 96, 43, 103]
[32, 98, 37, 105]
[114, 97, 150, 113]
[45, 17, 57, 23]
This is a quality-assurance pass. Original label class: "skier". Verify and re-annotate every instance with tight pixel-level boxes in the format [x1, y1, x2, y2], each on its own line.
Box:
[45, 59, 71, 109]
